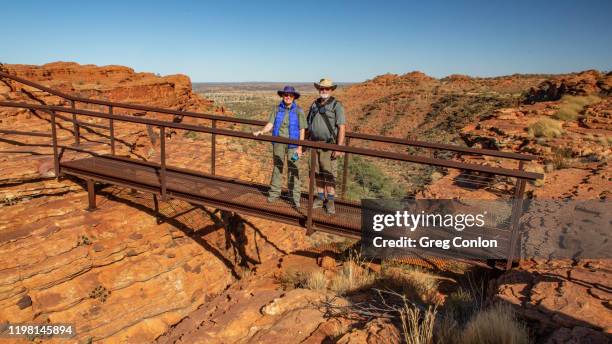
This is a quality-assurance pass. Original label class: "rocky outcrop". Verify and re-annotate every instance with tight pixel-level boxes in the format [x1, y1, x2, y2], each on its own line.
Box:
[493, 260, 612, 343]
[582, 98, 612, 130]
[523, 70, 611, 103]
[154, 253, 350, 344]
[0, 62, 221, 196]
[0, 62, 312, 343]
[336, 318, 401, 344]
[1, 62, 215, 112]
[0, 191, 233, 343]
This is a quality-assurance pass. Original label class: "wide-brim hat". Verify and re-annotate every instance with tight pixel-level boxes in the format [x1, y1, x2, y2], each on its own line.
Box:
[277, 85, 300, 99]
[314, 78, 337, 90]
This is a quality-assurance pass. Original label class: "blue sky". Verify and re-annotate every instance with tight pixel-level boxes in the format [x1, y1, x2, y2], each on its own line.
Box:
[2, 0, 611, 82]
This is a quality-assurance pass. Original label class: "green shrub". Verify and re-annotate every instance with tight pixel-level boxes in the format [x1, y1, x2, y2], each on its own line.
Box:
[527, 118, 563, 138]
[344, 156, 407, 200]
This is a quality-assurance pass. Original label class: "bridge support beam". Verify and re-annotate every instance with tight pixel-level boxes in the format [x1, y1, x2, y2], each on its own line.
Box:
[153, 194, 163, 224]
[86, 179, 97, 211]
[506, 177, 526, 270]
[71, 100, 80, 146]
[341, 137, 350, 198]
[211, 119, 216, 175]
[306, 148, 316, 236]
[109, 105, 115, 155]
[50, 111, 60, 179]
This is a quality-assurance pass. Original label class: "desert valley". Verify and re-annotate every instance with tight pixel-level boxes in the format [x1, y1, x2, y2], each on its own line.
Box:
[0, 62, 610, 343]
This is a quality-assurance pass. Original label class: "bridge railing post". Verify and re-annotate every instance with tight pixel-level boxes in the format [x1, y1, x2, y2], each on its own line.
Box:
[506, 176, 527, 270]
[109, 105, 115, 155]
[306, 148, 317, 235]
[71, 100, 80, 146]
[160, 126, 167, 201]
[341, 137, 351, 198]
[50, 110, 60, 178]
[86, 179, 97, 211]
[211, 119, 216, 175]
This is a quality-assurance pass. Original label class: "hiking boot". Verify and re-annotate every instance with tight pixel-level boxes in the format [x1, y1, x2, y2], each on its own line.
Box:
[293, 200, 301, 208]
[312, 198, 324, 209]
[325, 199, 336, 214]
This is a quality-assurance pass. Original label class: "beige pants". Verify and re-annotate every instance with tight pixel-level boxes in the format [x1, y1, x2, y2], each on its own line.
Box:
[312, 149, 337, 186]
[269, 144, 300, 203]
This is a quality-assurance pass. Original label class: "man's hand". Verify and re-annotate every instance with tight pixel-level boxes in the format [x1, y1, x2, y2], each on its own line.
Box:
[331, 150, 344, 159]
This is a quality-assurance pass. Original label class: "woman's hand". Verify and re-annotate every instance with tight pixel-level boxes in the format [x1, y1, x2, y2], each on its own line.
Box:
[254, 123, 273, 137]
[296, 147, 303, 157]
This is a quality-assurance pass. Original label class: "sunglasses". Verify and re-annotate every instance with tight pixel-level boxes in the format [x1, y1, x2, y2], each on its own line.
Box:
[282, 93, 295, 98]
[319, 87, 332, 91]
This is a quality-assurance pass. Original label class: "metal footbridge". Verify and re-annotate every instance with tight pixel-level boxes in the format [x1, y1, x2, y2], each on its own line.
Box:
[0, 71, 542, 269]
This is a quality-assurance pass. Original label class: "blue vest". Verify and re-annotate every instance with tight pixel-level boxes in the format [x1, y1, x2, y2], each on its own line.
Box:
[272, 101, 300, 148]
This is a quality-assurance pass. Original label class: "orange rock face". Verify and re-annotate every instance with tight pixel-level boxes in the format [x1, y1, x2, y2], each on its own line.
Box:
[2, 62, 611, 343]
[0, 62, 311, 343]
[1, 62, 214, 112]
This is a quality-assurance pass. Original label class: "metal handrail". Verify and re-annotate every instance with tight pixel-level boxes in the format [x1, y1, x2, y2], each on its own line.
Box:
[0, 101, 543, 181]
[0, 71, 537, 161]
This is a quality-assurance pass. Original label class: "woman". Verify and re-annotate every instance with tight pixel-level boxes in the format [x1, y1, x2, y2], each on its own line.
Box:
[254, 86, 307, 207]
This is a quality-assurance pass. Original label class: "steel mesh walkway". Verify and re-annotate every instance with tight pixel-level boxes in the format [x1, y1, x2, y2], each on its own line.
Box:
[61, 154, 363, 237]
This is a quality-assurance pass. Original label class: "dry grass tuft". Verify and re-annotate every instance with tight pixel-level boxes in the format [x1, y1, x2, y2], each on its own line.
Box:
[527, 118, 563, 138]
[460, 303, 530, 344]
[329, 251, 377, 295]
[551, 147, 574, 170]
[278, 268, 307, 290]
[553, 95, 601, 121]
[305, 270, 328, 291]
[329, 261, 377, 295]
[401, 305, 437, 344]
[444, 288, 476, 324]
[382, 264, 440, 304]
[435, 313, 461, 344]
[597, 136, 612, 146]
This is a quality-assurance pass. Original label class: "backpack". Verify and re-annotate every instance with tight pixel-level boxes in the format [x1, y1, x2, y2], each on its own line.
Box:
[308, 97, 338, 144]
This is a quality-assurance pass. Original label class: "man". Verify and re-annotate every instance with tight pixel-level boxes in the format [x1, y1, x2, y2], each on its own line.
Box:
[254, 86, 307, 208]
[307, 78, 346, 214]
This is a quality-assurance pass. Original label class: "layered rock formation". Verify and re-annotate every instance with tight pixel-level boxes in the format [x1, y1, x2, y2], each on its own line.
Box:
[1, 62, 213, 112]
[524, 70, 612, 103]
[0, 62, 310, 343]
[2, 62, 611, 343]
[327, 69, 612, 341]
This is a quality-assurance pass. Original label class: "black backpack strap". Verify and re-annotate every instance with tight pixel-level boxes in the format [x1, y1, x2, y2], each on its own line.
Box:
[315, 97, 337, 144]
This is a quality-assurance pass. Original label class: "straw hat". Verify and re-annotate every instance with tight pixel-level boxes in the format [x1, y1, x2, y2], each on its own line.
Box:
[314, 78, 337, 90]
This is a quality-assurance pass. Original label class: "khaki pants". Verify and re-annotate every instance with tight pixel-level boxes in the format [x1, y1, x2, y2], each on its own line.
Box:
[312, 149, 337, 186]
[269, 144, 300, 203]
